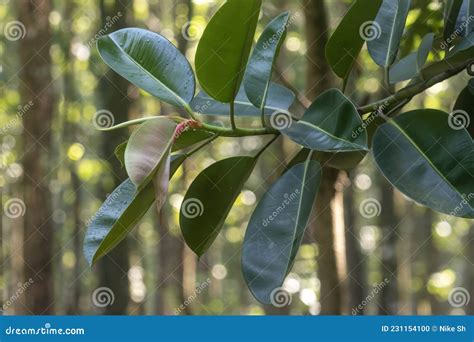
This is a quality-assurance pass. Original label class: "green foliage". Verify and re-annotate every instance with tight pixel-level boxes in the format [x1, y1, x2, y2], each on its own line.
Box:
[453, 80, 474, 138]
[195, 0, 262, 103]
[444, 0, 464, 44]
[281, 89, 368, 151]
[85, 0, 474, 304]
[325, 0, 383, 79]
[368, 0, 411, 68]
[373, 109, 474, 218]
[97, 28, 195, 107]
[180, 157, 256, 257]
[242, 158, 321, 304]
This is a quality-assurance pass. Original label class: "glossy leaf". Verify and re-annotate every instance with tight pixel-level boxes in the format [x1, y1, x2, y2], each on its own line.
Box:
[325, 0, 382, 79]
[389, 33, 434, 83]
[373, 109, 474, 218]
[180, 157, 256, 257]
[368, 0, 411, 67]
[172, 128, 214, 152]
[444, 0, 464, 43]
[195, 0, 262, 103]
[84, 154, 187, 265]
[190, 83, 295, 116]
[455, 0, 474, 36]
[125, 118, 176, 190]
[97, 28, 195, 107]
[453, 80, 474, 138]
[243, 12, 289, 110]
[281, 89, 368, 152]
[242, 159, 321, 304]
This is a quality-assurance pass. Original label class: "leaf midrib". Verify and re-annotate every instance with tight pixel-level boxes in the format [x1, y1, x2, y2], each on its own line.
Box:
[390, 120, 471, 208]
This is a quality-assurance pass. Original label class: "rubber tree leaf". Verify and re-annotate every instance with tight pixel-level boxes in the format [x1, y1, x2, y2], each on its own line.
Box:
[97, 28, 195, 107]
[172, 128, 214, 152]
[242, 159, 321, 304]
[455, 0, 474, 36]
[190, 83, 294, 116]
[125, 117, 176, 191]
[115, 141, 127, 167]
[453, 80, 474, 138]
[368, 0, 411, 67]
[243, 12, 289, 110]
[389, 33, 434, 83]
[445, 0, 464, 43]
[195, 0, 262, 103]
[281, 89, 369, 152]
[325, 0, 383, 79]
[180, 156, 256, 257]
[373, 109, 474, 218]
[84, 154, 187, 265]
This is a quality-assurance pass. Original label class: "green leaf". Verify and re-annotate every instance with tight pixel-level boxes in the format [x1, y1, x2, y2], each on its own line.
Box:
[172, 127, 214, 152]
[195, 0, 262, 103]
[180, 156, 256, 257]
[97, 28, 195, 107]
[125, 118, 176, 191]
[444, 0, 464, 43]
[453, 80, 474, 139]
[242, 159, 321, 304]
[389, 33, 434, 83]
[114, 141, 127, 167]
[243, 12, 289, 109]
[190, 83, 294, 116]
[373, 109, 474, 218]
[84, 154, 187, 265]
[455, 0, 474, 36]
[325, 0, 382, 79]
[281, 89, 368, 152]
[368, 0, 411, 67]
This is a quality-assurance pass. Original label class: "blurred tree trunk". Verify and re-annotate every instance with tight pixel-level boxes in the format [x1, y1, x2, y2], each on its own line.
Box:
[304, 0, 343, 315]
[343, 176, 365, 314]
[96, 0, 133, 315]
[378, 179, 398, 314]
[19, 0, 55, 314]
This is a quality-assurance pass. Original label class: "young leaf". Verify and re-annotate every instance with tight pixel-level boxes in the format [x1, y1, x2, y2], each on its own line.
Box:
[242, 159, 321, 304]
[180, 156, 256, 257]
[368, 0, 411, 67]
[97, 28, 195, 107]
[243, 12, 290, 109]
[389, 33, 434, 83]
[325, 0, 383, 79]
[444, 0, 464, 43]
[281, 89, 368, 152]
[84, 154, 187, 265]
[453, 81, 474, 138]
[191, 83, 295, 116]
[195, 0, 262, 103]
[125, 118, 176, 190]
[373, 109, 474, 218]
